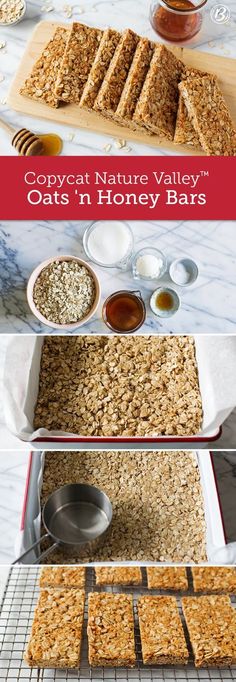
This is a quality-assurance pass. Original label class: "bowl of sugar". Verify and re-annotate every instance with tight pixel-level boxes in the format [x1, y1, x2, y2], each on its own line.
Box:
[169, 258, 198, 287]
[83, 221, 134, 269]
[132, 247, 167, 281]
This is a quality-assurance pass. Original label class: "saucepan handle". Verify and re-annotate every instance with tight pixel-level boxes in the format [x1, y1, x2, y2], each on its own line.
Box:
[12, 533, 55, 564]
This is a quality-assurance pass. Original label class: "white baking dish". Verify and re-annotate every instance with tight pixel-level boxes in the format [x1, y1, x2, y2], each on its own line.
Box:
[5, 335, 236, 443]
[15, 450, 226, 564]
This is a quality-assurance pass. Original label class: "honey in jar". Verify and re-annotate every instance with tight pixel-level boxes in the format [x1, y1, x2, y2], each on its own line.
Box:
[150, 0, 206, 42]
[102, 290, 146, 333]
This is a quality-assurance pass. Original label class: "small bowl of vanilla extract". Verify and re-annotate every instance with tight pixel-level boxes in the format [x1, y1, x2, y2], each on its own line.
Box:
[102, 290, 146, 333]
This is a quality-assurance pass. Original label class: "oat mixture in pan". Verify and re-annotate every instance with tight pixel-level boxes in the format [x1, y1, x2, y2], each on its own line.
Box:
[87, 592, 136, 667]
[138, 596, 189, 665]
[24, 587, 85, 668]
[40, 450, 207, 563]
[182, 595, 236, 667]
[34, 336, 202, 437]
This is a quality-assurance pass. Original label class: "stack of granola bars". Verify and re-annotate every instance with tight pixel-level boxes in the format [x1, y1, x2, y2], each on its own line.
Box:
[20, 21, 236, 155]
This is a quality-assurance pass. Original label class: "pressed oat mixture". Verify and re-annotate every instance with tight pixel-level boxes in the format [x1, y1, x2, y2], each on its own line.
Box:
[182, 596, 236, 667]
[34, 336, 202, 436]
[39, 450, 207, 563]
[32, 260, 96, 324]
[138, 596, 189, 665]
[87, 592, 136, 667]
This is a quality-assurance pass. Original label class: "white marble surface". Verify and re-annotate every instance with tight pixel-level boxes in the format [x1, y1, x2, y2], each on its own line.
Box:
[0, 450, 235, 564]
[0, 0, 235, 156]
[1, 219, 236, 333]
[0, 334, 236, 449]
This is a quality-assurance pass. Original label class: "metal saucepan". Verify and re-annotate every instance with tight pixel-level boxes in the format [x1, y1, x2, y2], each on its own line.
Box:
[13, 483, 113, 565]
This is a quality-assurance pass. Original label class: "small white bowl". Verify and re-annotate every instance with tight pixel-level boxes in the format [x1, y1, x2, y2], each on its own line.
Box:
[132, 247, 167, 281]
[169, 258, 199, 287]
[0, 0, 27, 25]
[27, 255, 101, 330]
[150, 287, 180, 318]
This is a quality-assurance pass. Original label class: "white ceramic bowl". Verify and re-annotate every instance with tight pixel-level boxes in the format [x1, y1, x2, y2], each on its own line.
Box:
[169, 257, 199, 287]
[150, 287, 180, 318]
[27, 255, 101, 330]
[0, 0, 27, 25]
[132, 246, 167, 281]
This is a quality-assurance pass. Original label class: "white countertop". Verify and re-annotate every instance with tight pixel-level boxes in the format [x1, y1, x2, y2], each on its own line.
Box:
[0, 0, 235, 156]
[1, 219, 236, 334]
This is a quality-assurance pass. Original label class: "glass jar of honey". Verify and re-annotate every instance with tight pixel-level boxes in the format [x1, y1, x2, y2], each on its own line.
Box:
[102, 290, 146, 333]
[150, 0, 207, 42]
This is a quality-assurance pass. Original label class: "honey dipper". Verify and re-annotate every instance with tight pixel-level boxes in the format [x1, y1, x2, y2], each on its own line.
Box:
[0, 117, 44, 155]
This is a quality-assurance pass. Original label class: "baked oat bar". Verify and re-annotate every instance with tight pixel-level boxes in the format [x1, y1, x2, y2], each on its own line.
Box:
[179, 75, 236, 155]
[34, 336, 202, 438]
[147, 566, 188, 591]
[55, 22, 102, 103]
[94, 29, 139, 117]
[24, 588, 85, 668]
[192, 567, 236, 594]
[182, 595, 236, 667]
[115, 37, 154, 130]
[138, 595, 189, 665]
[80, 28, 121, 110]
[133, 44, 183, 140]
[95, 566, 142, 585]
[174, 67, 212, 148]
[20, 27, 68, 107]
[40, 566, 86, 588]
[87, 592, 136, 666]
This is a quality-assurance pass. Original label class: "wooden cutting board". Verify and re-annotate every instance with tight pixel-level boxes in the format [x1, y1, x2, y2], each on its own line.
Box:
[7, 20, 236, 155]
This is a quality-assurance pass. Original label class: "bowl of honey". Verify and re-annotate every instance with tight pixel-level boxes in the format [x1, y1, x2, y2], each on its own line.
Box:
[150, 287, 180, 317]
[149, 0, 207, 42]
[102, 290, 146, 333]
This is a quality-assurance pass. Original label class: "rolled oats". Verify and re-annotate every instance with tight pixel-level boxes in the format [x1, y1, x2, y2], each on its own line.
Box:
[32, 259, 96, 325]
[20, 27, 68, 107]
[138, 595, 189, 665]
[182, 595, 236, 667]
[147, 566, 188, 591]
[192, 567, 236, 594]
[55, 22, 102, 103]
[87, 592, 136, 667]
[0, 0, 25, 23]
[34, 336, 202, 437]
[179, 75, 236, 155]
[24, 588, 85, 668]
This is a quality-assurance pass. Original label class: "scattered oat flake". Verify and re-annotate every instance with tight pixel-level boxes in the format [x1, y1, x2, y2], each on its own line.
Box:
[43, 5, 54, 12]
[104, 143, 111, 152]
[66, 132, 75, 141]
[0, 97, 6, 104]
[114, 138, 126, 149]
[123, 146, 132, 152]
[77, 6, 84, 13]
[208, 41, 215, 48]
[0, 40, 6, 49]
[0, 73, 4, 81]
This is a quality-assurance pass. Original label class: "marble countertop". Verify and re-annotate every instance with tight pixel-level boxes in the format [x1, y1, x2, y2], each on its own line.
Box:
[0, 0, 235, 156]
[0, 450, 235, 564]
[1, 219, 236, 334]
[0, 334, 236, 449]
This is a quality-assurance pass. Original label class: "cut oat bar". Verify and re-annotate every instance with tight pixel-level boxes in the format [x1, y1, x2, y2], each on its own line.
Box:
[20, 27, 68, 107]
[94, 29, 139, 117]
[138, 595, 189, 665]
[115, 37, 154, 130]
[179, 75, 236, 155]
[174, 67, 212, 148]
[55, 22, 102, 103]
[147, 567, 188, 591]
[192, 567, 236, 594]
[87, 592, 136, 666]
[40, 566, 86, 588]
[133, 44, 183, 140]
[24, 588, 85, 668]
[182, 595, 236, 667]
[95, 566, 142, 585]
[80, 28, 121, 111]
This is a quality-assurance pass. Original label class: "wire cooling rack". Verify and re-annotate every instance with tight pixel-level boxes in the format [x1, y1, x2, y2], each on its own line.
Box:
[0, 567, 236, 682]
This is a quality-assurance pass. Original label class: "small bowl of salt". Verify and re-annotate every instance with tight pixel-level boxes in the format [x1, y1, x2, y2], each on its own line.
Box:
[132, 247, 167, 282]
[169, 257, 198, 287]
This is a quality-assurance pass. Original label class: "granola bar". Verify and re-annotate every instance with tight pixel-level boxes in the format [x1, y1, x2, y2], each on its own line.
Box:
[87, 592, 136, 666]
[39, 566, 86, 588]
[55, 22, 102, 103]
[133, 44, 183, 140]
[192, 567, 236, 594]
[138, 596, 189, 665]
[34, 336, 202, 437]
[182, 595, 236, 667]
[95, 566, 142, 585]
[20, 27, 68, 107]
[24, 588, 85, 668]
[94, 29, 139, 117]
[179, 75, 236, 155]
[115, 38, 154, 130]
[80, 28, 120, 111]
[174, 67, 211, 148]
[147, 567, 188, 591]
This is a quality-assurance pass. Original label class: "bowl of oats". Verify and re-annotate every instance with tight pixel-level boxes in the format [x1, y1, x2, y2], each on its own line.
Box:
[27, 255, 101, 329]
[0, 0, 26, 26]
